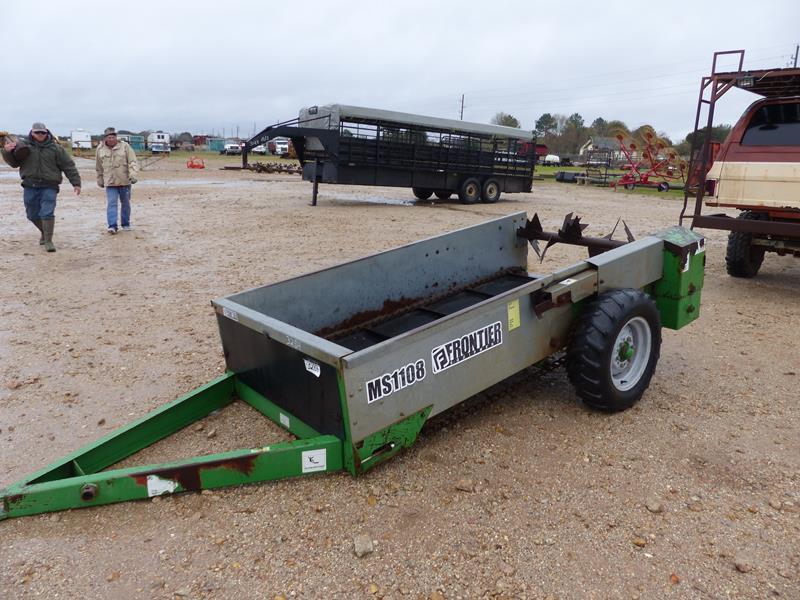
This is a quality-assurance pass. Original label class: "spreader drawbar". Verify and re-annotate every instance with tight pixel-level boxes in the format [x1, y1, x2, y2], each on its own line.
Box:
[1, 213, 705, 519]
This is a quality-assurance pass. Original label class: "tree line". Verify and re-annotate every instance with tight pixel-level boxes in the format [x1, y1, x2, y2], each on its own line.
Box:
[490, 112, 731, 158]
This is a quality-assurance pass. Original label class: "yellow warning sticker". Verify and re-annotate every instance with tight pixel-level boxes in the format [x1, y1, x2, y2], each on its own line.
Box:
[507, 299, 520, 331]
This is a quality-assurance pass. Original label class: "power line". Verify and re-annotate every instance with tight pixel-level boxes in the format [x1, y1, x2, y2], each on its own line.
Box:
[409, 52, 787, 111]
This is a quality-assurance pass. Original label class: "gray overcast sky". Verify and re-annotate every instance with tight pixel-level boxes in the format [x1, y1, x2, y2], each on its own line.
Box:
[1, 1, 798, 142]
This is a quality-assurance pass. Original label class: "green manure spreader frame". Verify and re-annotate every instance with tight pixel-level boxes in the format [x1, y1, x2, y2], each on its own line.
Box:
[1, 212, 705, 519]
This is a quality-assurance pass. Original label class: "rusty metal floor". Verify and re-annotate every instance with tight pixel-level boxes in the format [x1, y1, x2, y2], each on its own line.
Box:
[329, 271, 536, 351]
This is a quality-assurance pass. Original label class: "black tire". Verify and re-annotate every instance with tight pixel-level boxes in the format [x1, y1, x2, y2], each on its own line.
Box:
[412, 187, 433, 200]
[434, 191, 452, 200]
[567, 289, 662, 412]
[458, 177, 481, 204]
[624, 183, 635, 191]
[481, 178, 501, 204]
[725, 211, 767, 278]
[657, 182, 670, 192]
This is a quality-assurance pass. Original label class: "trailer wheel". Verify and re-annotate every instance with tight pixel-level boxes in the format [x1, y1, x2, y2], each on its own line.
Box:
[624, 183, 635, 191]
[567, 289, 661, 412]
[434, 191, 452, 200]
[481, 179, 501, 203]
[458, 178, 481, 204]
[412, 188, 433, 200]
[657, 182, 670, 192]
[725, 211, 767, 278]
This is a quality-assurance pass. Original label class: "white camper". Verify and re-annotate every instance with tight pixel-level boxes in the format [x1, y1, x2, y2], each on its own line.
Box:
[71, 129, 92, 150]
[147, 131, 171, 153]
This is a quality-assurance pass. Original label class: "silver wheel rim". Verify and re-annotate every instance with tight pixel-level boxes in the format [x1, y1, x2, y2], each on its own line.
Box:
[466, 183, 478, 197]
[487, 183, 497, 197]
[610, 316, 651, 391]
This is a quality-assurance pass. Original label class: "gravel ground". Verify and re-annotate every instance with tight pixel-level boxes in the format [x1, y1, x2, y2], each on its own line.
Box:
[1, 157, 798, 599]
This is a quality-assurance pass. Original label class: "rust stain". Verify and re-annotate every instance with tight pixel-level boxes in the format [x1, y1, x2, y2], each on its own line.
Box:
[315, 296, 422, 338]
[534, 291, 572, 318]
[130, 454, 259, 492]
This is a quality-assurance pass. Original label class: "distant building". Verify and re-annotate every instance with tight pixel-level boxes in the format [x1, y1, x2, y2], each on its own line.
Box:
[579, 136, 629, 163]
[118, 134, 145, 152]
[207, 138, 225, 153]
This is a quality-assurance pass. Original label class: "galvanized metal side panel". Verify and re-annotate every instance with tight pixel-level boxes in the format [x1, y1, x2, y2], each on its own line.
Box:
[586, 237, 664, 291]
[212, 299, 350, 367]
[340, 279, 577, 443]
[220, 213, 529, 335]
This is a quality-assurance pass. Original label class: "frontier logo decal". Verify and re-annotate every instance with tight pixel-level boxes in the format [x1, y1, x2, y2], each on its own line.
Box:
[431, 321, 503, 374]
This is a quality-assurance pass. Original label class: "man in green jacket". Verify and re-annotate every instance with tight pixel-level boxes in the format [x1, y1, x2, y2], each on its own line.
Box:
[1, 122, 82, 252]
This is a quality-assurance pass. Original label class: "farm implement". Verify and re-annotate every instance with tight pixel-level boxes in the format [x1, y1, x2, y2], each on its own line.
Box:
[0, 213, 705, 520]
[613, 127, 687, 192]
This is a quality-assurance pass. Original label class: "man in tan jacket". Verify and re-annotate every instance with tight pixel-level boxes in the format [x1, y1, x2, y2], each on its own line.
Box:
[96, 127, 139, 233]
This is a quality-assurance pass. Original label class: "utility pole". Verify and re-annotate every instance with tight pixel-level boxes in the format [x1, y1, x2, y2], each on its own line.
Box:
[460, 94, 464, 120]
[794, 43, 799, 68]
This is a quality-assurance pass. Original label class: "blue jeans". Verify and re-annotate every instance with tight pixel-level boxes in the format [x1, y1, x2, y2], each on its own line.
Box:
[106, 185, 131, 229]
[23, 187, 58, 221]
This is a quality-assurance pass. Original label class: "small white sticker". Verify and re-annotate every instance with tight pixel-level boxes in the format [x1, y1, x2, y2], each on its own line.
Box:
[559, 278, 577, 285]
[279, 413, 290, 428]
[303, 359, 321, 378]
[302, 449, 327, 473]
[222, 307, 239, 322]
[146, 475, 178, 497]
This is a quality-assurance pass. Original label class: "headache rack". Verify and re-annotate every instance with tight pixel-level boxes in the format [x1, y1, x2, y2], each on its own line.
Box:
[680, 49, 800, 236]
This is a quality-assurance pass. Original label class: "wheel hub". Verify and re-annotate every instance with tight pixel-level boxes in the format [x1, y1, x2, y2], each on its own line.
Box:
[610, 317, 651, 391]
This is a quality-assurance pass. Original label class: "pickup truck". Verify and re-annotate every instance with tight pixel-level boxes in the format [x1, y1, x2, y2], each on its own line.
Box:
[221, 142, 242, 155]
[269, 138, 290, 156]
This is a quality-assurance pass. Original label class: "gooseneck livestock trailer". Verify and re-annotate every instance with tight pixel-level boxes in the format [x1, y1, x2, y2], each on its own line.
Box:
[243, 104, 537, 205]
[0, 213, 704, 519]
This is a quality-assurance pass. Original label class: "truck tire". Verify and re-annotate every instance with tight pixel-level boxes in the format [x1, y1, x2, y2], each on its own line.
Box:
[567, 289, 662, 412]
[458, 178, 481, 204]
[412, 188, 433, 200]
[481, 179, 501, 203]
[434, 191, 452, 200]
[725, 211, 767, 278]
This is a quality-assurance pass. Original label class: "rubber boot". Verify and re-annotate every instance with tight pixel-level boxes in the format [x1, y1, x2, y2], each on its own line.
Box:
[41, 218, 56, 252]
[32, 219, 45, 245]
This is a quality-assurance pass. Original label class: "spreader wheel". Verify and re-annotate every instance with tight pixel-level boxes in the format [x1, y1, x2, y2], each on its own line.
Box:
[624, 183, 635, 191]
[657, 182, 670, 192]
[567, 289, 662, 412]
[412, 187, 433, 200]
[458, 177, 481, 204]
